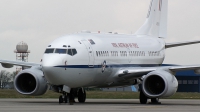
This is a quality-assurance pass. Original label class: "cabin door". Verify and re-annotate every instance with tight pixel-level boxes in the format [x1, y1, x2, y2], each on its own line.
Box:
[81, 39, 94, 67]
[127, 48, 132, 63]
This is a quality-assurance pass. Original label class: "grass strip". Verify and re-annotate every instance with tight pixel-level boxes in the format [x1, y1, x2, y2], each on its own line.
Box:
[0, 89, 200, 99]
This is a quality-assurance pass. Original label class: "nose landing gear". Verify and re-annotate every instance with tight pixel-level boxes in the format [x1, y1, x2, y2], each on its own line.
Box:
[59, 92, 68, 104]
[58, 88, 86, 104]
[59, 93, 69, 104]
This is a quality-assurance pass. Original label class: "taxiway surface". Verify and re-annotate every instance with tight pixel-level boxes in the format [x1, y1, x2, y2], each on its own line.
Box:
[0, 99, 199, 112]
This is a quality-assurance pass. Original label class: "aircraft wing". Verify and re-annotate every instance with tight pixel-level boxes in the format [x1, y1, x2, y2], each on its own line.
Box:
[0, 59, 40, 68]
[116, 67, 155, 78]
[115, 65, 200, 79]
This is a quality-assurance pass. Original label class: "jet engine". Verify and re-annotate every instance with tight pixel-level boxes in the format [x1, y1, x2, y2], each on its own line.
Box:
[142, 70, 178, 98]
[14, 68, 48, 96]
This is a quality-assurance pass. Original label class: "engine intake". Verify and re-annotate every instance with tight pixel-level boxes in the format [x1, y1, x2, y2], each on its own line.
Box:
[142, 70, 178, 98]
[14, 68, 48, 96]
[144, 75, 165, 95]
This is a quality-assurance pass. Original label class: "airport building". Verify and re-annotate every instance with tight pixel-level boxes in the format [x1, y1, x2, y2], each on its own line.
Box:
[103, 70, 200, 93]
[176, 70, 200, 92]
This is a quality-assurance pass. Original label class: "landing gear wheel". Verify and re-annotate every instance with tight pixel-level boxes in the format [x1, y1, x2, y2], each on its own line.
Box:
[151, 98, 161, 104]
[64, 95, 68, 103]
[68, 93, 75, 105]
[59, 92, 68, 104]
[78, 89, 86, 103]
[140, 91, 147, 104]
[59, 95, 63, 104]
[151, 98, 159, 103]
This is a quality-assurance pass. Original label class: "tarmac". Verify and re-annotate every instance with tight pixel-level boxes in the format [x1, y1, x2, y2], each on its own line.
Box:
[0, 99, 199, 112]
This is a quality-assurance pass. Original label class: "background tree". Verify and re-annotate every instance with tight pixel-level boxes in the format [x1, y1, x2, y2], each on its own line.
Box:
[10, 71, 17, 82]
[0, 70, 12, 89]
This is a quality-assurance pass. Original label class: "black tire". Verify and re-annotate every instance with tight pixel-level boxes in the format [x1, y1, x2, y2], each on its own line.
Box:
[64, 95, 68, 103]
[78, 89, 86, 103]
[151, 98, 159, 103]
[140, 91, 147, 104]
[59, 95, 63, 104]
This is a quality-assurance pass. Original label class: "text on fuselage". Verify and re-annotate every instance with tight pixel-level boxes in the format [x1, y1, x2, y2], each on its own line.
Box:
[111, 43, 139, 48]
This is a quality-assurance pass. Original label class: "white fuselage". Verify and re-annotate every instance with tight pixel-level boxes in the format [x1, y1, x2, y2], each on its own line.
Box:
[42, 33, 165, 88]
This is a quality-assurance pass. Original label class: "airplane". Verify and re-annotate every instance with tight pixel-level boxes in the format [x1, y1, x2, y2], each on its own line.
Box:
[1, 0, 200, 104]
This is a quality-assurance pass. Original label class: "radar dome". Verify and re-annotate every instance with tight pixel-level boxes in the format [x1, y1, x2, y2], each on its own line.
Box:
[16, 41, 28, 52]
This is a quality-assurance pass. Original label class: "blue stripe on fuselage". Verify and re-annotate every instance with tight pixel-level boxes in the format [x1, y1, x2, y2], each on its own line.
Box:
[54, 64, 163, 68]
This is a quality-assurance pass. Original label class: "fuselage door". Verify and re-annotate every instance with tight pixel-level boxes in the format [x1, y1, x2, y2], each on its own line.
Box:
[81, 39, 94, 67]
[127, 48, 132, 63]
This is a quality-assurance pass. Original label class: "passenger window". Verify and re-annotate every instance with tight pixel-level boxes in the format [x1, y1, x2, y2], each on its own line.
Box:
[45, 49, 54, 53]
[98, 51, 100, 56]
[55, 49, 67, 54]
[96, 51, 98, 56]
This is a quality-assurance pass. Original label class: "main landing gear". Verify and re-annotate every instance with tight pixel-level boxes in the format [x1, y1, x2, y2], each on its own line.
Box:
[139, 91, 148, 104]
[150, 98, 160, 104]
[78, 88, 86, 103]
[59, 88, 86, 104]
[139, 91, 160, 104]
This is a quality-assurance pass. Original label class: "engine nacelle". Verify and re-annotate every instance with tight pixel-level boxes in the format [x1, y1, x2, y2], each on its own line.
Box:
[142, 70, 178, 98]
[14, 68, 49, 96]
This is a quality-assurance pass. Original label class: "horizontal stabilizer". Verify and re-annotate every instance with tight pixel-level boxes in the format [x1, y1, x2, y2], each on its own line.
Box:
[169, 65, 200, 72]
[166, 40, 200, 48]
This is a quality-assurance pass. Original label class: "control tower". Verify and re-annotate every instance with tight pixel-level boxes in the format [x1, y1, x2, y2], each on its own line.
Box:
[14, 41, 30, 72]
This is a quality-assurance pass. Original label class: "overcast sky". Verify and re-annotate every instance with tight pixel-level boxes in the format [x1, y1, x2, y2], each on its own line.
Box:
[1, 0, 200, 71]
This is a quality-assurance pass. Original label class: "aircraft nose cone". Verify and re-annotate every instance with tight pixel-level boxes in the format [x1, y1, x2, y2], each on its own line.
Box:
[42, 54, 66, 67]
[42, 54, 67, 85]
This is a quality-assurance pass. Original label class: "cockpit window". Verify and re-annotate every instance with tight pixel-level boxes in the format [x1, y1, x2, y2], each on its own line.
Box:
[45, 49, 54, 53]
[55, 49, 67, 54]
[68, 49, 73, 56]
[71, 49, 77, 55]
[67, 49, 77, 56]
[46, 48, 77, 56]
